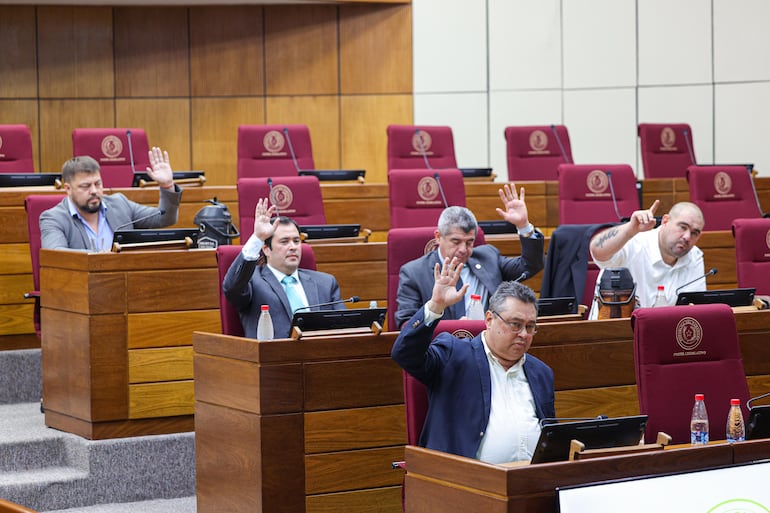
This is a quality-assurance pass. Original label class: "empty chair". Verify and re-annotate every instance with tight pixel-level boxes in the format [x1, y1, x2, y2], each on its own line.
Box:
[733, 218, 770, 295]
[557, 164, 639, 225]
[687, 165, 762, 231]
[72, 128, 150, 188]
[237, 124, 314, 179]
[504, 125, 572, 181]
[631, 303, 750, 444]
[637, 123, 695, 179]
[388, 168, 465, 229]
[387, 125, 458, 170]
[237, 176, 326, 241]
[0, 124, 34, 173]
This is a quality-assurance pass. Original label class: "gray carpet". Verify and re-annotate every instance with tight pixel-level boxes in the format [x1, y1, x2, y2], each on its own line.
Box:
[43, 496, 196, 513]
[0, 349, 42, 404]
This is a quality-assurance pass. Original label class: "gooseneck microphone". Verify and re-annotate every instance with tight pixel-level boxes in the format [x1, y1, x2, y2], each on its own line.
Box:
[126, 130, 136, 174]
[433, 172, 449, 208]
[683, 128, 696, 166]
[605, 171, 624, 222]
[113, 209, 165, 232]
[514, 271, 530, 283]
[550, 124, 571, 164]
[282, 127, 302, 173]
[414, 128, 433, 170]
[267, 177, 279, 217]
[675, 268, 718, 295]
[293, 296, 360, 312]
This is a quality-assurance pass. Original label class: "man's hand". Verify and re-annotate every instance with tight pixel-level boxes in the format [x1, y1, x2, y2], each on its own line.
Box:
[628, 200, 659, 234]
[428, 257, 468, 314]
[253, 197, 278, 241]
[495, 183, 529, 229]
[146, 147, 174, 189]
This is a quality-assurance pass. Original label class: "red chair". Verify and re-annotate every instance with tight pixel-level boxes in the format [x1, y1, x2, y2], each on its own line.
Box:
[0, 124, 34, 173]
[637, 123, 695, 179]
[72, 128, 150, 188]
[631, 304, 750, 444]
[557, 164, 639, 225]
[687, 165, 761, 231]
[24, 194, 66, 338]
[237, 124, 314, 179]
[732, 218, 770, 295]
[504, 125, 572, 181]
[237, 176, 326, 240]
[216, 243, 317, 337]
[388, 169, 466, 229]
[386, 125, 458, 170]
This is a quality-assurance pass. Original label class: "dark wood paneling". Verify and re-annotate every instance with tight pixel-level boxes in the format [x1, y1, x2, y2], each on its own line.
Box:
[127, 310, 221, 349]
[0, 6, 37, 98]
[305, 446, 405, 494]
[304, 358, 403, 411]
[304, 404, 406, 453]
[306, 487, 402, 513]
[126, 269, 219, 312]
[40, 268, 126, 315]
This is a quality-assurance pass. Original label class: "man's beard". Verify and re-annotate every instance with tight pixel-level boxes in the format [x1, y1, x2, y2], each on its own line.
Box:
[80, 197, 101, 214]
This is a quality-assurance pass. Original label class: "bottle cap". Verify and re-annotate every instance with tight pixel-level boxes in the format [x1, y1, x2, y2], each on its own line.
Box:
[731, 398, 741, 405]
[695, 393, 705, 401]
[260, 305, 270, 311]
[470, 294, 481, 300]
[657, 285, 664, 291]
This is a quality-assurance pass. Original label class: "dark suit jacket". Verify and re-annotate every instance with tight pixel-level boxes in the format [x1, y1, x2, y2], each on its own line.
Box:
[395, 234, 544, 327]
[391, 308, 555, 459]
[222, 251, 345, 339]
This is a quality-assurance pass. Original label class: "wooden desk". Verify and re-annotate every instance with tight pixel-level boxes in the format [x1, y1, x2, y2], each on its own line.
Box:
[194, 330, 405, 513]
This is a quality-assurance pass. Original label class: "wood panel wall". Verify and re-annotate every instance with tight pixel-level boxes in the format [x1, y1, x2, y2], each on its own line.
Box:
[0, 3, 413, 185]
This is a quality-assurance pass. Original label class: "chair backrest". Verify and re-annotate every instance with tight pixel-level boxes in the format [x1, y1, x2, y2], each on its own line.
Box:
[386, 125, 458, 170]
[631, 304, 750, 444]
[637, 123, 695, 179]
[732, 218, 770, 295]
[72, 128, 150, 188]
[504, 125, 572, 181]
[237, 176, 326, 241]
[403, 319, 487, 446]
[388, 168, 466, 229]
[216, 243, 317, 337]
[237, 124, 314, 179]
[687, 165, 761, 231]
[557, 164, 640, 225]
[0, 124, 34, 173]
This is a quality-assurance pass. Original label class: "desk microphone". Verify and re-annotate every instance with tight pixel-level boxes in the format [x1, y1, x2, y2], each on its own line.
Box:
[282, 127, 302, 173]
[293, 296, 360, 312]
[414, 128, 433, 170]
[540, 415, 609, 427]
[675, 268, 717, 295]
[113, 209, 165, 232]
[683, 128, 696, 166]
[433, 172, 449, 208]
[550, 124, 571, 164]
[514, 271, 530, 283]
[126, 130, 136, 174]
[267, 177, 279, 217]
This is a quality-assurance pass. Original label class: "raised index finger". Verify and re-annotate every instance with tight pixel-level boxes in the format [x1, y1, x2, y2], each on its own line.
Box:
[648, 199, 660, 216]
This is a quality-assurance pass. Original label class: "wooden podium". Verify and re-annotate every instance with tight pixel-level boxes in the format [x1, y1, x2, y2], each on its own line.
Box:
[39, 248, 222, 439]
[193, 330, 406, 513]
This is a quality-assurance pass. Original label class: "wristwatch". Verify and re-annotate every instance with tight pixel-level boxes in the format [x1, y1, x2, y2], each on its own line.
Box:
[518, 222, 535, 238]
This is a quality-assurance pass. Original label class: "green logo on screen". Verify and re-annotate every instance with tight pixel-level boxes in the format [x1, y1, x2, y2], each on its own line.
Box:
[708, 498, 770, 513]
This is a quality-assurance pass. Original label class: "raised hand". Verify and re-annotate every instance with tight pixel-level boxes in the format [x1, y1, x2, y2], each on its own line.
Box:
[428, 257, 468, 313]
[146, 147, 174, 188]
[628, 200, 659, 233]
[495, 183, 529, 228]
[253, 197, 278, 241]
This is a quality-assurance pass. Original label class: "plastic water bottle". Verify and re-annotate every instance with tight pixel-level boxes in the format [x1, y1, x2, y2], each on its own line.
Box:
[256, 305, 274, 340]
[726, 398, 745, 443]
[369, 300, 378, 309]
[690, 393, 709, 445]
[466, 294, 484, 320]
[652, 285, 666, 307]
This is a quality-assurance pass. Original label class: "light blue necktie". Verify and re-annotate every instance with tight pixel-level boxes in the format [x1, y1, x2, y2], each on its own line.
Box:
[281, 275, 305, 314]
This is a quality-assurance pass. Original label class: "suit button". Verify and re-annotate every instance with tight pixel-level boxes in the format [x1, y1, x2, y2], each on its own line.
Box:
[480, 431, 484, 437]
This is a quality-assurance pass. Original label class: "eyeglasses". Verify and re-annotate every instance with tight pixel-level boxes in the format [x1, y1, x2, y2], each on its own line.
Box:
[492, 310, 537, 334]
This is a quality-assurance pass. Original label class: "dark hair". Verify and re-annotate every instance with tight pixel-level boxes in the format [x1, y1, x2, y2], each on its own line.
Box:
[61, 156, 100, 184]
[488, 281, 537, 313]
[263, 216, 301, 249]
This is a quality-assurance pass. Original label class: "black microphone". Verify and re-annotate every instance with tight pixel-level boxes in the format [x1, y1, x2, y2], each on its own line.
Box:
[745, 165, 766, 216]
[414, 128, 432, 170]
[683, 128, 696, 166]
[605, 171, 625, 222]
[267, 177, 279, 217]
[433, 172, 449, 208]
[126, 130, 136, 174]
[540, 415, 609, 427]
[675, 268, 717, 295]
[514, 271, 530, 283]
[113, 209, 165, 232]
[282, 127, 302, 173]
[293, 295, 360, 312]
[550, 124, 571, 164]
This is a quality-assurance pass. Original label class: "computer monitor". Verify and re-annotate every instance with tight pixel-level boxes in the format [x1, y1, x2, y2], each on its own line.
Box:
[291, 307, 387, 333]
[477, 220, 518, 234]
[675, 288, 755, 307]
[530, 415, 648, 464]
[459, 167, 493, 178]
[112, 228, 201, 247]
[299, 224, 360, 240]
[131, 171, 205, 187]
[747, 392, 770, 440]
[299, 169, 366, 181]
[537, 297, 577, 317]
[0, 173, 60, 187]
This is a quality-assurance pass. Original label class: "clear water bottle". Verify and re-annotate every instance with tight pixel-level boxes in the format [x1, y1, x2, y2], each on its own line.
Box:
[690, 393, 709, 445]
[369, 300, 378, 309]
[256, 304, 274, 340]
[726, 398, 745, 443]
[466, 294, 484, 320]
[652, 285, 666, 307]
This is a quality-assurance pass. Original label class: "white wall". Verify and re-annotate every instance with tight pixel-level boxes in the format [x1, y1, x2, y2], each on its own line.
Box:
[412, 0, 770, 179]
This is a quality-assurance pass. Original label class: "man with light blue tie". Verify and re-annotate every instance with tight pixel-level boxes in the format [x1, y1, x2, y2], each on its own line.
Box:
[223, 198, 345, 339]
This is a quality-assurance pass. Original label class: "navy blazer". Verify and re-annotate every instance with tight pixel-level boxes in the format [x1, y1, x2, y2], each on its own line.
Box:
[395, 235, 545, 328]
[222, 251, 345, 339]
[391, 307, 555, 460]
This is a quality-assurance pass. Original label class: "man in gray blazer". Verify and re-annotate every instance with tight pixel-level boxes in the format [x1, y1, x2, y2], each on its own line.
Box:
[395, 184, 544, 328]
[222, 198, 345, 339]
[40, 147, 182, 251]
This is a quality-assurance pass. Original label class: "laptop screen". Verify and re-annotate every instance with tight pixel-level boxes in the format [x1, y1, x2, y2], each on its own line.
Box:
[675, 288, 755, 307]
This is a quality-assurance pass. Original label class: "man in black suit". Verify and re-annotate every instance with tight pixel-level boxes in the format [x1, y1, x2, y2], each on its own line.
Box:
[223, 198, 344, 339]
[395, 184, 544, 328]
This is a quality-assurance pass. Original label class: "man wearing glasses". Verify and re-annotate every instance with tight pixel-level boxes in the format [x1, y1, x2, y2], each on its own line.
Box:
[392, 256, 555, 464]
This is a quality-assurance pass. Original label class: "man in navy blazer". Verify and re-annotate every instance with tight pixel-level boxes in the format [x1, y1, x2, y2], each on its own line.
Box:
[395, 184, 544, 328]
[223, 198, 345, 339]
[392, 257, 555, 463]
